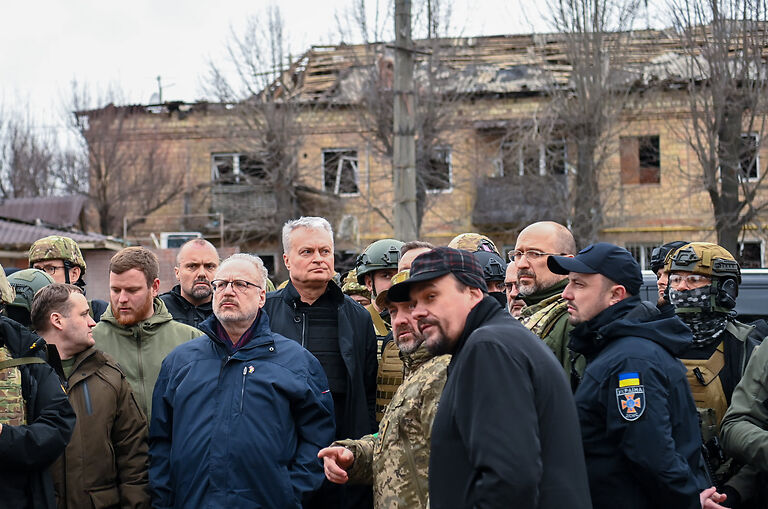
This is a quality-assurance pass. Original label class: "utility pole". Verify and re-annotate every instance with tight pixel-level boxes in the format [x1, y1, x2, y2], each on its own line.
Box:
[393, 0, 418, 241]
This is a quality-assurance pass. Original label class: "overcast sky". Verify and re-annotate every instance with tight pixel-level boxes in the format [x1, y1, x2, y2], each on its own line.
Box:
[1, 0, 560, 133]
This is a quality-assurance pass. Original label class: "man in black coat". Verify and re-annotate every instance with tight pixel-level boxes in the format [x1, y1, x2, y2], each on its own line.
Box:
[548, 243, 727, 509]
[387, 247, 591, 509]
[0, 311, 76, 509]
[264, 217, 377, 509]
[159, 239, 219, 329]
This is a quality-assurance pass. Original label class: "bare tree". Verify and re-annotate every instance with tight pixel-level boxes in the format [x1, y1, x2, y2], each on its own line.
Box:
[544, 0, 642, 246]
[62, 83, 183, 236]
[0, 110, 58, 198]
[204, 7, 332, 245]
[667, 0, 768, 258]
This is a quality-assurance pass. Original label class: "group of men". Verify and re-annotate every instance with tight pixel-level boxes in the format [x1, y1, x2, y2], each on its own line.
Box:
[4, 218, 768, 508]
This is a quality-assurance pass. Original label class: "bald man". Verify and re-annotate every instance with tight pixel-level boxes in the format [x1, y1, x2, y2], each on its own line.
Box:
[511, 221, 583, 387]
[159, 239, 220, 329]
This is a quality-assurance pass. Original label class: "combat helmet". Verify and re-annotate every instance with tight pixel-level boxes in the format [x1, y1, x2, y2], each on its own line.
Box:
[649, 240, 689, 274]
[668, 242, 741, 314]
[0, 263, 15, 306]
[28, 235, 87, 280]
[448, 233, 499, 255]
[341, 269, 371, 300]
[355, 239, 405, 285]
[7, 269, 55, 312]
[668, 242, 741, 284]
[472, 250, 507, 282]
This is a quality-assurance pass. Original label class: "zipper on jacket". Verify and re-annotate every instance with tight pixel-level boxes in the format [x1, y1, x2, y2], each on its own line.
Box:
[301, 311, 307, 348]
[82, 380, 93, 416]
[135, 330, 145, 408]
[240, 366, 248, 413]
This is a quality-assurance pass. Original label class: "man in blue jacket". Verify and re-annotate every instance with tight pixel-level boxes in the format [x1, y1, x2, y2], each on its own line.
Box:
[548, 243, 726, 509]
[149, 253, 335, 509]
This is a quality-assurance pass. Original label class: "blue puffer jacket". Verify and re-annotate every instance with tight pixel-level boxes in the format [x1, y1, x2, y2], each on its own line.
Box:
[569, 296, 709, 509]
[148, 311, 335, 509]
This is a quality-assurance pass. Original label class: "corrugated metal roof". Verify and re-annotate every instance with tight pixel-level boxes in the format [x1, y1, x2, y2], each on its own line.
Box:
[0, 195, 87, 228]
[0, 218, 111, 249]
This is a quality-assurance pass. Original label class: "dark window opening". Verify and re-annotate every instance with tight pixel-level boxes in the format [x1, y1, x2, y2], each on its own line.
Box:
[323, 149, 359, 195]
[424, 147, 452, 192]
[621, 135, 660, 185]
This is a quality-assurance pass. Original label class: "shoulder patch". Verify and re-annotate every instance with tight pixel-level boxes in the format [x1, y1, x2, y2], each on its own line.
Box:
[618, 371, 641, 387]
[616, 386, 645, 421]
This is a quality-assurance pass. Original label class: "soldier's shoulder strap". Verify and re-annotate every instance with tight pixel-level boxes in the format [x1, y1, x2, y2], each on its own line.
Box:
[0, 356, 45, 370]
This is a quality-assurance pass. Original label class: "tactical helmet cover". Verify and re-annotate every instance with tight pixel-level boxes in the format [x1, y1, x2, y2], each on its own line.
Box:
[7, 269, 54, 312]
[668, 242, 741, 284]
[28, 235, 87, 273]
[448, 233, 499, 255]
[472, 250, 507, 282]
[355, 239, 405, 284]
[341, 269, 371, 299]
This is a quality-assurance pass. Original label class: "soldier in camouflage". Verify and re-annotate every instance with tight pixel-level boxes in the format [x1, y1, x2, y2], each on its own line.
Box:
[318, 269, 450, 509]
[341, 269, 371, 307]
[0, 261, 76, 508]
[29, 235, 109, 322]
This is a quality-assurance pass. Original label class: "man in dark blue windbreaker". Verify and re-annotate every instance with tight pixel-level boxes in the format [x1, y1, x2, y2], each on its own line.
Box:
[149, 253, 335, 509]
[548, 243, 726, 509]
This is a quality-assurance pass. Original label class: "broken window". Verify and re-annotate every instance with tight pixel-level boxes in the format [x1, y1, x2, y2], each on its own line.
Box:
[323, 149, 359, 194]
[424, 147, 452, 192]
[211, 153, 267, 185]
[620, 135, 660, 185]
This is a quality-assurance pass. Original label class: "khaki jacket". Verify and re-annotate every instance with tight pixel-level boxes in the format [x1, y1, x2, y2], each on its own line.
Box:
[335, 345, 450, 509]
[51, 346, 150, 508]
[92, 298, 201, 419]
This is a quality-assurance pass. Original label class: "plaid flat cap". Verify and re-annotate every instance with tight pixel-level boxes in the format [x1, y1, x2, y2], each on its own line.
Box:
[388, 247, 487, 302]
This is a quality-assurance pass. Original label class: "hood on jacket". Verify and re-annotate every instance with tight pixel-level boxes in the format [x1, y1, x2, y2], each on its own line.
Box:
[98, 298, 175, 337]
[570, 295, 693, 359]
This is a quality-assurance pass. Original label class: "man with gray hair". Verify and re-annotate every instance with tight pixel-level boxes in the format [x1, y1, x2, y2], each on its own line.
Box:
[264, 216, 378, 509]
[149, 253, 335, 508]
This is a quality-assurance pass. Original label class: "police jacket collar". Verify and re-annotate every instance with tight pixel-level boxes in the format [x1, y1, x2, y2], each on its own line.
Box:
[569, 295, 693, 359]
[281, 279, 345, 307]
[521, 278, 568, 307]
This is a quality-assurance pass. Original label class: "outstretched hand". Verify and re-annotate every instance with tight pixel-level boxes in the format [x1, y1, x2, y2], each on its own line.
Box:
[318, 446, 354, 484]
[700, 487, 727, 509]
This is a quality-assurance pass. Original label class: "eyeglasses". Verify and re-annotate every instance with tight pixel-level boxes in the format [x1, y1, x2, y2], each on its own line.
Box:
[668, 274, 711, 288]
[33, 264, 66, 276]
[507, 249, 566, 262]
[210, 279, 262, 293]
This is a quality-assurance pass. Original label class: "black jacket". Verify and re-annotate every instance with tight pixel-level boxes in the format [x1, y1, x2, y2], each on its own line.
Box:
[429, 297, 591, 509]
[570, 296, 709, 509]
[264, 281, 377, 509]
[159, 285, 213, 329]
[0, 317, 76, 509]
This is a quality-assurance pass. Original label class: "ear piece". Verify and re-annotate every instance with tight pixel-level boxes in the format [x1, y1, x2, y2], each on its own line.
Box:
[715, 278, 738, 310]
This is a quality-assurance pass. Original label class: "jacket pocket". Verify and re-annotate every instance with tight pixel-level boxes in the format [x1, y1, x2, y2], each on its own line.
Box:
[87, 485, 120, 508]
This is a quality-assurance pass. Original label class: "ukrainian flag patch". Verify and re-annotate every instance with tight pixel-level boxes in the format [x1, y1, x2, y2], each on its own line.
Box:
[618, 372, 640, 387]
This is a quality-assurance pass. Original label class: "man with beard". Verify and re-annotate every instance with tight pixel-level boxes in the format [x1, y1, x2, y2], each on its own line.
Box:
[549, 243, 725, 509]
[150, 254, 334, 508]
[649, 240, 689, 317]
[318, 269, 450, 508]
[93, 247, 201, 419]
[513, 221, 583, 382]
[159, 239, 219, 329]
[388, 247, 590, 509]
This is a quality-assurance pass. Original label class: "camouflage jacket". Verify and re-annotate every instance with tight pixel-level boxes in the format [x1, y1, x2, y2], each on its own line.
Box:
[334, 344, 450, 509]
[520, 279, 584, 377]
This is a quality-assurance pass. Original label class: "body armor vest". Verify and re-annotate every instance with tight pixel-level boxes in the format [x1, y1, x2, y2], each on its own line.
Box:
[376, 340, 404, 422]
[0, 345, 42, 426]
[681, 342, 727, 442]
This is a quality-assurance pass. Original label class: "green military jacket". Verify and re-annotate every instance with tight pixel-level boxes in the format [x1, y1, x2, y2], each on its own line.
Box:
[519, 278, 585, 378]
[93, 298, 201, 420]
[334, 344, 450, 509]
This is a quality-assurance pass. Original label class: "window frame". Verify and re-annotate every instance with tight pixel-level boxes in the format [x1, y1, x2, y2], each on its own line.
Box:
[425, 146, 453, 194]
[322, 148, 360, 196]
[211, 152, 267, 184]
